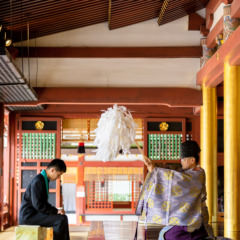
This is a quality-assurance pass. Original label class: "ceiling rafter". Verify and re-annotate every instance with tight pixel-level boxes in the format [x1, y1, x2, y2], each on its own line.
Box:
[159, 0, 208, 25]
[188, 13, 209, 36]
[0, 0, 208, 43]
[14, 46, 202, 58]
[109, 0, 162, 29]
[188, 13, 206, 31]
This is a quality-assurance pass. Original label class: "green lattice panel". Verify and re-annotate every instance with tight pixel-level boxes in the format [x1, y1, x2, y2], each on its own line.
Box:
[21, 133, 56, 160]
[148, 134, 182, 160]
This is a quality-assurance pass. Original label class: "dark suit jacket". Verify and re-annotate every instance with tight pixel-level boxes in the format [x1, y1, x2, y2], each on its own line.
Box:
[19, 173, 58, 223]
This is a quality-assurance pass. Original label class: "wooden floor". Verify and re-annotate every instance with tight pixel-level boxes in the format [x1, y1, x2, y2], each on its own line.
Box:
[0, 227, 88, 240]
[0, 222, 137, 240]
[0, 228, 15, 240]
[0, 221, 225, 240]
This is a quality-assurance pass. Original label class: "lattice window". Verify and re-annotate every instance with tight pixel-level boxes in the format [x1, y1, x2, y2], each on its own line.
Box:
[21, 133, 56, 160]
[84, 167, 143, 211]
[86, 181, 113, 210]
[148, 133, 183, 160]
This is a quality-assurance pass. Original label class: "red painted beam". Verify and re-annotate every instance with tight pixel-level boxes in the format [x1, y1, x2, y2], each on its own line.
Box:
[38, 104, 195, 115]
[206, 0, 223, 29]
[4, 87, 202, 108]
[83, 161, 143, 167]
[15, 46, 202, 58]
[188, 13, 206, 31]
[207, 0, 224, 14]
[229, 40, 240, 65]
[197, 54, 223, 87]
[200, 24, 209, 37]
[197, 24, 240, 86]
[204, 61, 224, 86]
[206, 12, 214, 31]
[10, 104, 195, 118]
[231, 0, 240, 18]
[206, 16, 223, 48]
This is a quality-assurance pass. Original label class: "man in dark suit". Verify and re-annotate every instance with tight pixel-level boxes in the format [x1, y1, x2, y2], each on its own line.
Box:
[19, 159, 69, 240]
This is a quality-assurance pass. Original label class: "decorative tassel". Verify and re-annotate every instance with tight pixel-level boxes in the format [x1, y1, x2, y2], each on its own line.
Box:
[77, 142, 85, 154]
[94, 104, 136, 162]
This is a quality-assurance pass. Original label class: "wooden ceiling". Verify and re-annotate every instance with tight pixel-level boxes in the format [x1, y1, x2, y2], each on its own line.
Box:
[158, 0, 208, 25]
[1, 0, 208, 43]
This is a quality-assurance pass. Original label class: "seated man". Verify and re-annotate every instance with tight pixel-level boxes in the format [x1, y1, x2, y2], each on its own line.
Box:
[19, 159, 70, 240]
[136, 140, 212, 240]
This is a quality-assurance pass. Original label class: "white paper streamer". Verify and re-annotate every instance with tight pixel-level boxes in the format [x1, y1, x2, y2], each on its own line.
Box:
[94, 104, 136, 162]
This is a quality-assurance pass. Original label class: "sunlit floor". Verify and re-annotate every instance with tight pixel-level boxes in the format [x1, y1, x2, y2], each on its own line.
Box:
[0, 227, 88, 240]
[0, 221, 225, 240]
[0, 221, 136, 240]
[0, 227, 15, 240]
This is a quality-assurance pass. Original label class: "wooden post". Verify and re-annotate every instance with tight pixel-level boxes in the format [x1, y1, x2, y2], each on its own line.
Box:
[0, 104, 4, 230]
[76, 154, 85, 224]
[200, 85, 218, 235]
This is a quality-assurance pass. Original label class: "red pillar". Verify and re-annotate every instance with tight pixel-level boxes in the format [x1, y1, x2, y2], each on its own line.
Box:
[0, 104, 4, 230]
[76, 154, 86, 224]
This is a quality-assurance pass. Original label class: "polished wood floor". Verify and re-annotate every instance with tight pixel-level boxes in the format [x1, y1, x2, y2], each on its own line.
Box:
[0, 227, 88, 240]
[0, 222, 139, 240]
[0, 221, 225, 240]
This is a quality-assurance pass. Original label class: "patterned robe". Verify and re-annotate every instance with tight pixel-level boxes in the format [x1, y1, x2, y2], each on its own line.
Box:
[136, 167, 205, 230]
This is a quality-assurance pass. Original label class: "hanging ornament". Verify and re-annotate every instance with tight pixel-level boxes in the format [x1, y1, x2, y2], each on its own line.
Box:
[94, 104, 136, 162]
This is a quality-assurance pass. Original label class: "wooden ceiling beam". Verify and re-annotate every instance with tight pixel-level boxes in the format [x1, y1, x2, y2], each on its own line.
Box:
[18, 104, 195, 117]
[206, 0, 224, 29]
[188, 13, 209, 36]
[206, 16, 223, 48]
[1, 0, 208, 41]
[1, 0, 107, 20]
[4, 87, 202, 108]
[16, 46, 202, 58]
[158, 0, 207, 26]
[5, 4, 107, 28]
[188, 13, 206, 31]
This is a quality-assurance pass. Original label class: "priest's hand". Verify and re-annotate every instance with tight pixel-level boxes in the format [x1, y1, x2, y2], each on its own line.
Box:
[144, 156, 155, 173]
[57, 208, 65, 215]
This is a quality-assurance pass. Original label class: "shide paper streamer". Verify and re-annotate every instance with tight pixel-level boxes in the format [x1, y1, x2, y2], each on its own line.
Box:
[94, 104, 136, 162]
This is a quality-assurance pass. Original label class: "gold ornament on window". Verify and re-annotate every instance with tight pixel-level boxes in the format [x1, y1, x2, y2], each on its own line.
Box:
[159, 122, 169, 131]
[35, 121, 44, 130]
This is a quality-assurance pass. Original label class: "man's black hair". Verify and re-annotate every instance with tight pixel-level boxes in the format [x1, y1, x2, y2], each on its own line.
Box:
[180, 140, 201, 164]
[194, 154, 200, 164]
[47, 159, 67, 172]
